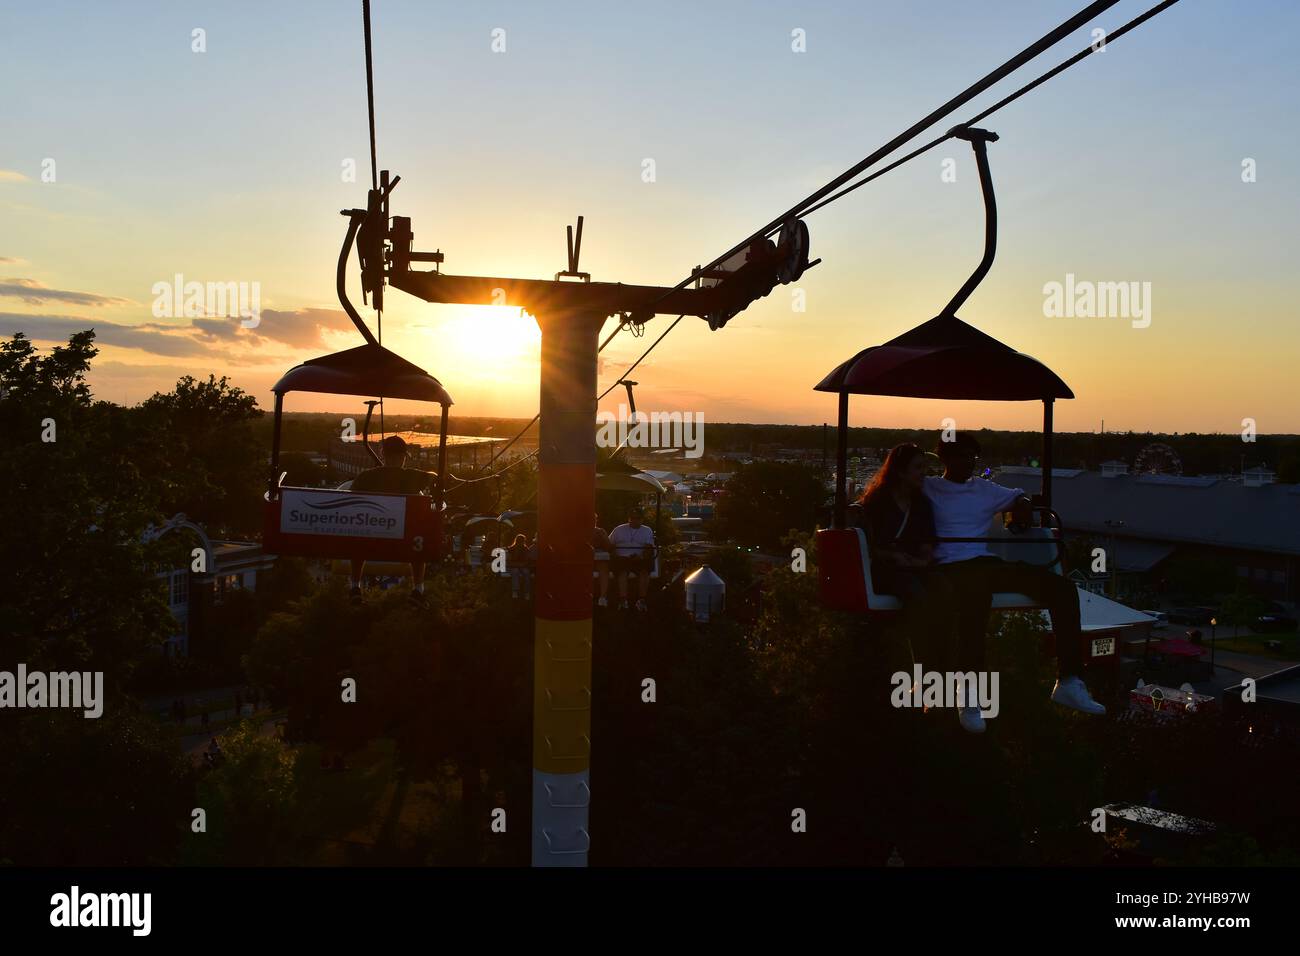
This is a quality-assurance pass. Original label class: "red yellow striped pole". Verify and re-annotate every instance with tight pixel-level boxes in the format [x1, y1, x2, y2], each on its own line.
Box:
[531, 310, 598, 866]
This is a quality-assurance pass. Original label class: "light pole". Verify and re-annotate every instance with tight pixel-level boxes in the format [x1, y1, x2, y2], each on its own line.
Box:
[1210, 616, 1217, 674]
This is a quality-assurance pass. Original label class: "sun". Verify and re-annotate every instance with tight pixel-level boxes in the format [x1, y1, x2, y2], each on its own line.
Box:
[410, 305, 541, 378]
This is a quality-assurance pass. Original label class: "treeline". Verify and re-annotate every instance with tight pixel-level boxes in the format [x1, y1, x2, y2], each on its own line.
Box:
[266, 414, 1300, 481]
[257, 412, 540, 455]
[686, 423, 1300, 482]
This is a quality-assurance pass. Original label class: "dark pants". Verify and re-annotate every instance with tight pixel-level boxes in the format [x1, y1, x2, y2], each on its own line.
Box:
[939, 557, 1083, 678]
[879, 568, 958, 674]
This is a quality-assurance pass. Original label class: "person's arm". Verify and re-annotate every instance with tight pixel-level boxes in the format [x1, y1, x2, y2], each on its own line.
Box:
[1008, 495, 1033, 527]
[407, 468, 436, 495]
[990, 482, 1031, 528]
[911, 499, 936, 565]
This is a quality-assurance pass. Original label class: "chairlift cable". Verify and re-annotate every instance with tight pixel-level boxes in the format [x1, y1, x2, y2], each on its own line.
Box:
[576, 0, 1183, 416]
[798, 0, 1182, 220]
[362, 0, 379, 194]
[597, 315, 684, 402]
[356, 0, 1181, 487]
[360, 0, 386, 439]
[477, 311, 660, 475]
[632, 0, 1136, 321]
[476, 308, 687, 482]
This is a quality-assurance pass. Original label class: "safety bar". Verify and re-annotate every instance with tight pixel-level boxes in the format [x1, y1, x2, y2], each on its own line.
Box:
[920, 507, 1066, 569]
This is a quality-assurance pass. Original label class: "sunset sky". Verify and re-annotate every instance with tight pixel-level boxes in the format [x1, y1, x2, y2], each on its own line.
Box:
[3, 0, 1298, 433]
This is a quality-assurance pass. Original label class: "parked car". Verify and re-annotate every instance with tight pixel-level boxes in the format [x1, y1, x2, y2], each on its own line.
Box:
[1167, 606, 1215, 626]
[1254, 602, 1298, 633]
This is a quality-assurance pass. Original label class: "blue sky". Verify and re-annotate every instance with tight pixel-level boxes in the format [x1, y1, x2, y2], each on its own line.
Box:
[3, 0, 1298, 431]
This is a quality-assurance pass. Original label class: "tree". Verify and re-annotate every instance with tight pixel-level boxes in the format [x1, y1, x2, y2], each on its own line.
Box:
[713, 461, 827, 551]
[185, 720, 300, 865]
[136, 374, 263, 537]
[278, 451, 326, 487]
[0, 332, 173, 681]
[0, 707, 192, 865]
[1219, 590, 1267, 639]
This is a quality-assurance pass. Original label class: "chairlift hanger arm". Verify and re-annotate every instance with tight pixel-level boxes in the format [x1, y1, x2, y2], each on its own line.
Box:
[337, 208, 379, 346]
[940, 127, 999, 318]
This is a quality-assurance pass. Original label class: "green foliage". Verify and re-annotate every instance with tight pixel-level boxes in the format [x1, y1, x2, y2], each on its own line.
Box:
[0, 332, 173, 683]
[713, 460, 827, 550]
[1218, 590, 1267, 635]
[136, 374, 263, 536]
[0, 707, 192, 865]
[278, 451, 327, 487]
[185, 720, 299, 865]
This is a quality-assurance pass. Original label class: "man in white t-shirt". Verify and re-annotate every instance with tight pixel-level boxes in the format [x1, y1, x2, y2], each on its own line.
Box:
[607, 506, 656, 612]
[924, 432, 1105, 733]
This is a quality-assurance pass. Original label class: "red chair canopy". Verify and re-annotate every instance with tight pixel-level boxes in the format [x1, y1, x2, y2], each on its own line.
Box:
[815, 314, 1072, 401]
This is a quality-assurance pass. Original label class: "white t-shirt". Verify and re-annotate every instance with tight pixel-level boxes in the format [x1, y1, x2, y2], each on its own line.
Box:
[608, 523, 655, 557]
[923, 475, 1024, 564]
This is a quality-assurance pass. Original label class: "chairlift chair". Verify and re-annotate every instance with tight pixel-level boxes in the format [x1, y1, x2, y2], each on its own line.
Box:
[263, 193, 454, 564]
[814, 128, 1074, 617]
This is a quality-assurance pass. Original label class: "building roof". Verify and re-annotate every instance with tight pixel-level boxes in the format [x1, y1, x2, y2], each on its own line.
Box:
[211, 541, 275, 574]
[389, 431, 505, 448]
[998, 468, 1300, 557]
[1251, 664, 1300, 705]
[1075, 589, 1157, 630]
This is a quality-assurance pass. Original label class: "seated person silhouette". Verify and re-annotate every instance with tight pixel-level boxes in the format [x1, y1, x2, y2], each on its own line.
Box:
[926, 431, 1105, 733]
[607, 506, 655, 612]
[348, 435, 433, 602]
[855, 442, 957, 676]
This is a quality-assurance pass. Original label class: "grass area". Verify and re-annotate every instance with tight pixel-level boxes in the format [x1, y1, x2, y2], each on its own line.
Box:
[1210, 629, 1300, 660]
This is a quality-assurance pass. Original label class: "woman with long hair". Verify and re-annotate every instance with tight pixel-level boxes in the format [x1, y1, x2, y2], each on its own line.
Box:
[855, 443, 956, 674]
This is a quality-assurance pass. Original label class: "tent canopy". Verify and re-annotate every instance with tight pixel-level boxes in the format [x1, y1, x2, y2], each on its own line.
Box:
[597, 472, 666, 494]
[815, 315, 1072, 401]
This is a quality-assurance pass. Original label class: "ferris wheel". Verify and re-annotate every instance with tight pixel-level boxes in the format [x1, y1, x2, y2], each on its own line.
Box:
[1134, 442, 1183, 476]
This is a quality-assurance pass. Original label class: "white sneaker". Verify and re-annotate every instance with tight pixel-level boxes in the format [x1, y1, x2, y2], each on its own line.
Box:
[597, 596, 608, 607]
[958, 707, 986, 734]
[1051, 676, 1106, 715]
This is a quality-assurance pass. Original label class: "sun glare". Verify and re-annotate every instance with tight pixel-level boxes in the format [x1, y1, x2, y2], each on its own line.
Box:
[404, 306, 541, 381]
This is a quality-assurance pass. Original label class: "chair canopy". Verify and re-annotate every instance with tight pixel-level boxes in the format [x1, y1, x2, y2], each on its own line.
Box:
[815, 315, 1072, 401]
[272, 342, 453, 405]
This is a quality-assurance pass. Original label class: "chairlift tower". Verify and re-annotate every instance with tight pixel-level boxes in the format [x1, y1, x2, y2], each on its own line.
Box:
[372, 181, 811, 866]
